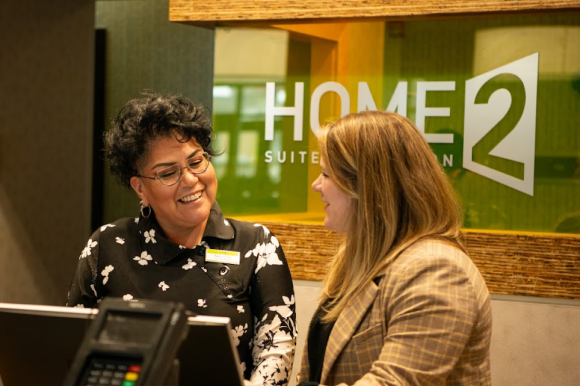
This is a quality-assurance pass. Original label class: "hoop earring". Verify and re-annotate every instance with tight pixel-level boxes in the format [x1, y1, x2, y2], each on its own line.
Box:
[140, 202, 152, 219]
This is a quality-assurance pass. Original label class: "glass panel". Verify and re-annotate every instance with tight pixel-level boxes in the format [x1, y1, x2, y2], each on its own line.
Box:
[212, 13, 580, 234]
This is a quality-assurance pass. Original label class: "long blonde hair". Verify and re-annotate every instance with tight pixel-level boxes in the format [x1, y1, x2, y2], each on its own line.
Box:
[319, 110, 465, 322]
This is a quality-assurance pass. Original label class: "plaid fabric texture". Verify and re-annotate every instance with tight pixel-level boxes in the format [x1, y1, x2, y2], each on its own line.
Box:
[298, 239, 492, 386]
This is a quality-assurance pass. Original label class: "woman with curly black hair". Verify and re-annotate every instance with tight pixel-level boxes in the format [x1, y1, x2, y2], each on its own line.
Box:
[67, 91, 296, 386]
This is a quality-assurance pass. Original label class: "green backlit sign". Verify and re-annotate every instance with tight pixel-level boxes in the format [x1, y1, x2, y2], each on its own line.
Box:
[212, 18, 580, 234]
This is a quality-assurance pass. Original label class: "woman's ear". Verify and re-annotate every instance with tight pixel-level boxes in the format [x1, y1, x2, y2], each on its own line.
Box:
[130, 176, 148, 206]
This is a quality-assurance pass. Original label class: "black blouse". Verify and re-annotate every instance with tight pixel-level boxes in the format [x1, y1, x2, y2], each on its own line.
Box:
[67, 202, 297, 386]
[307, 304, 335, 383]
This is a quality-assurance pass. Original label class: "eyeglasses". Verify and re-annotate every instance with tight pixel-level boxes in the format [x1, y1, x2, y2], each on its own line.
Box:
[136, 152, 211, 186]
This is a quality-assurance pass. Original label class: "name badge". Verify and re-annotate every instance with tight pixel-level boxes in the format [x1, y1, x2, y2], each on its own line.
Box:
[205, 249, 240, 265]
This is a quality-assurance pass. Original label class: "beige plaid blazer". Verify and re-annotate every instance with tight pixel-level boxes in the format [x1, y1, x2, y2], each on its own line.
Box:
[297, 238, 492, 386]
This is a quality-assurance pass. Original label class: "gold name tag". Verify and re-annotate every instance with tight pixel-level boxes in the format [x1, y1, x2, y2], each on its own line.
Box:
[205, 249, 240, 265]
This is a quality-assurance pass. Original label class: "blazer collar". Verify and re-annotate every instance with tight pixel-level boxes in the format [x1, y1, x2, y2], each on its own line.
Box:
[321, 278, 380, 384]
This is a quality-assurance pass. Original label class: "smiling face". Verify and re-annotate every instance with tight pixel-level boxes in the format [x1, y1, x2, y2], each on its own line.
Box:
[311, 156, 354, 233]
[130, 136, 217, 244]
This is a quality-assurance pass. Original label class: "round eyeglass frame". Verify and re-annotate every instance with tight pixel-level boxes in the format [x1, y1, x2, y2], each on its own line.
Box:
[136, 152, 211, 186]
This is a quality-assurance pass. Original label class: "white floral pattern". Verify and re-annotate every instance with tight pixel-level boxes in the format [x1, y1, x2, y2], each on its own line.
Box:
[100, 224, 116, 232]
[144, 229, 157, 243]
[134, 251, 152, 266]
[182, 258, 197, 270]
[246, 237, 283, 274]
[101, 265, 114, 285]
[67, 206, 296, 386]
[158, 281, 169, 291]
[231, 323, 249, 346]
[269, 295, 295, 318]
[251, 312, 296, 386]
[80, 239, 97, 259]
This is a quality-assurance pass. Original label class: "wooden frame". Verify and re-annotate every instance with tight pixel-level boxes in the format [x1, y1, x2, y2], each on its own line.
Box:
[264, 222, 580, 300]
[169, 0, 580, 25]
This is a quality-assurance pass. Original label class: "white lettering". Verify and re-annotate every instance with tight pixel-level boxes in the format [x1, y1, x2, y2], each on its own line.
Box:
[277, 151, 286, 163]
[266, 150, 453, 170]
[310, 82, 350, 136]
[264, 151, 318, 164]
[443, 154, 453, 167]
[260, 54, 538, 195]
[311, 152, 320, 164]
[357, 82, 378, 112]
[416, 81, 455, 144]
[385, 81, 408, 117]
[265, 150, 273, 163]
[265, 82, 304, 141]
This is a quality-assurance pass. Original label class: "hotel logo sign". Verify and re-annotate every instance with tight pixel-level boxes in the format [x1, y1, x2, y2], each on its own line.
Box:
[265, 53, 539, 196]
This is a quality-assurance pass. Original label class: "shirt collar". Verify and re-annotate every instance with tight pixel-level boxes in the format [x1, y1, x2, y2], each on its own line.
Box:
[202, 201, 235, 240]
[137, 201, 234, 265]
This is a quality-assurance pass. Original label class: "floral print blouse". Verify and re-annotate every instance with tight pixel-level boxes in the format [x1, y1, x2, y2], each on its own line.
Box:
[67, 202, 297, 386]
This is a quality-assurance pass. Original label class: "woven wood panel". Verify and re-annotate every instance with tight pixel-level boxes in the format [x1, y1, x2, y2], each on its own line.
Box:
[169, 0, 580, 24]
[263, 222, 580, 300]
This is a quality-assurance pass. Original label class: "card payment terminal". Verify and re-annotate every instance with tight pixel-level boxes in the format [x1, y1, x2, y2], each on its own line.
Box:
[63, 298, 189, 386]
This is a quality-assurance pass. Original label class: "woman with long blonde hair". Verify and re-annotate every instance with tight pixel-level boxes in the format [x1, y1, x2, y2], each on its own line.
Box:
[297, 110, 491, 386]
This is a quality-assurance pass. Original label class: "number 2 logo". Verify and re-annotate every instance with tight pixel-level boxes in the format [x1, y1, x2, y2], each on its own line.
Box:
[463, 52, 539, 196]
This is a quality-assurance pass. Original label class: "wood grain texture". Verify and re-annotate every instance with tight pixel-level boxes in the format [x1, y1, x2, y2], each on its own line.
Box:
[262, 222, 580, 300]
[169, 0, 580, 24]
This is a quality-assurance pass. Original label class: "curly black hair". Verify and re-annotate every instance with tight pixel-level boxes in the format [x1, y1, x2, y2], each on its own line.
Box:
[105, 91, 215, 188]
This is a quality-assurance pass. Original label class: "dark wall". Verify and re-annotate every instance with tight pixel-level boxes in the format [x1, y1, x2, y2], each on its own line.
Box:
[0, 0, 95, 305]
[94, 0, 215, 225]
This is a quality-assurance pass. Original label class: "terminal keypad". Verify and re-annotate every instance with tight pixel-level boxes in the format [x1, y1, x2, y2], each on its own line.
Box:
[79, 357, 141, 386]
